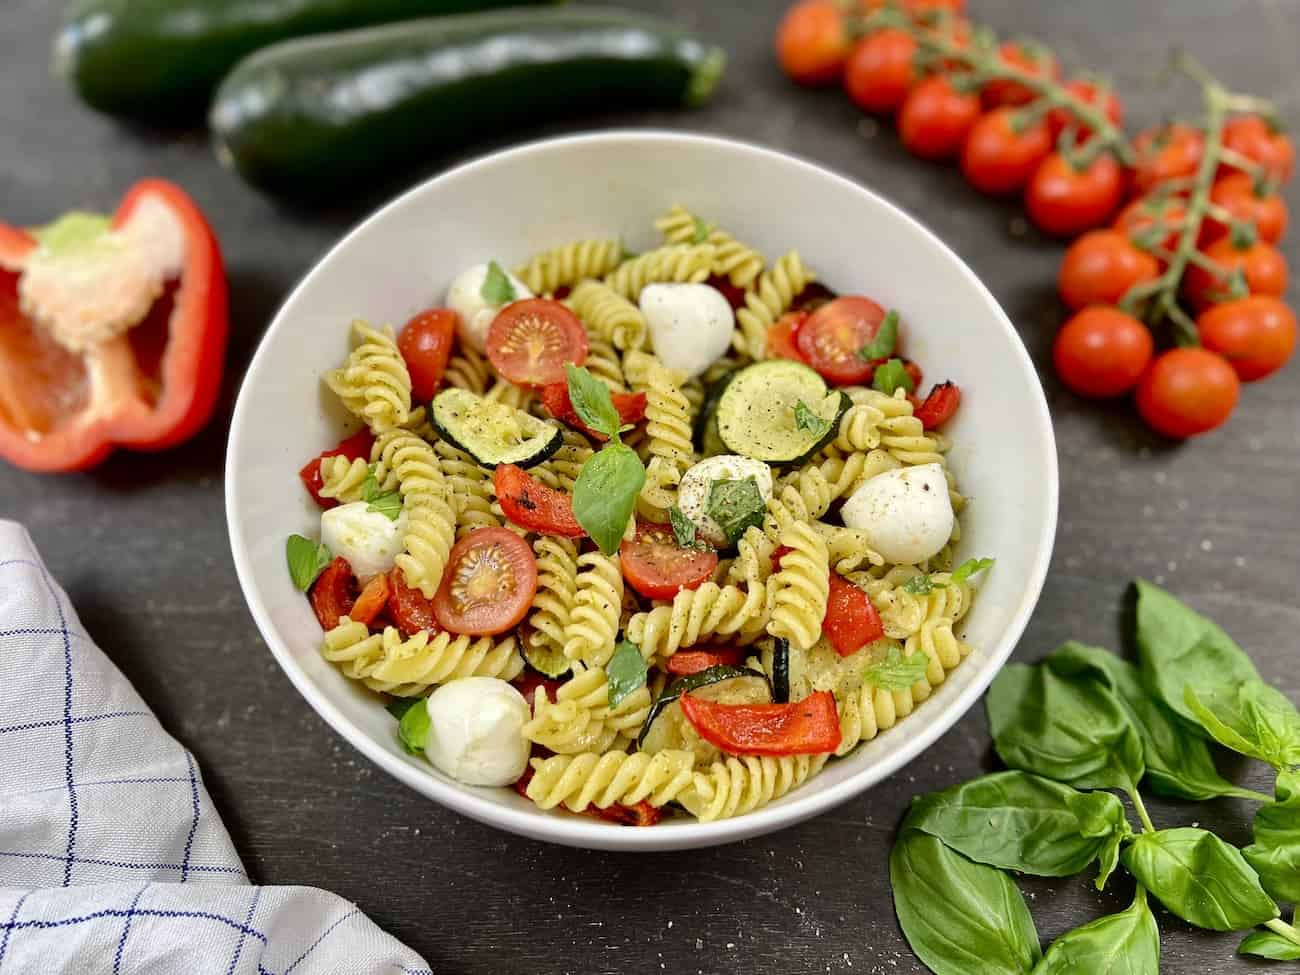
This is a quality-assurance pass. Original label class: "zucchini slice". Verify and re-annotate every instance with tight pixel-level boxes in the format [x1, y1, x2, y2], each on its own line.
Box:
[431, 387, 562, 469]
[715, 360, 850, 465]
[693, 368, 737, 458]
[522, 641, 571, 680]
[770, 638, 791, 704]
[637, 664, 771, 755]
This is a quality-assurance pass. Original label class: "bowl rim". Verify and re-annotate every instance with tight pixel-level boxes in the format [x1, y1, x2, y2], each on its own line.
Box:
[226, 129, 1059, 851]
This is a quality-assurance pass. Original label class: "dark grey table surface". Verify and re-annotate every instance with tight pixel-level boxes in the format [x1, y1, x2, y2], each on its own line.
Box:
[2, 0, 1298, 972]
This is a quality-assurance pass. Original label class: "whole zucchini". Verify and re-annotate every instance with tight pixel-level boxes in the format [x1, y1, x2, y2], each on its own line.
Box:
[55, 0, 559, 123]
[210, 7, 726, 197]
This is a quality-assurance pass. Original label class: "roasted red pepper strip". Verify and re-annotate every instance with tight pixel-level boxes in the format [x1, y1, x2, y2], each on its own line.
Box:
[537, 383, 647, 442]
[310, 558, 356, 631]
[665, 647, 747, 676]
[512, 765, 660, 826]
[494, 464, 586, 537]
[349, 573, 391, 626]
[679, 690, 842, 756]
[823, 573, 885, 657]
[299, 429, 375, 509]
[0, 180, 227, 472]
[913, 381, 962, 430]
[386, 568, 438, 635]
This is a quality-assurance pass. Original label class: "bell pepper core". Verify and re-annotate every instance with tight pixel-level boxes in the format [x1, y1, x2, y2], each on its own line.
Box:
[679, 690, 842, 756]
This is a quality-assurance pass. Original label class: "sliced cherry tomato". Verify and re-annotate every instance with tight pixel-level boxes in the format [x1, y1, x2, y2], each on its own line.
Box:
[513, 670, 565, 710]
[960, 107, 1053, 196]
[1182, 236, 1288, 313]
[620, 520, 718, 600]
[823, 573, 884, 657]
[486, 298, 588, 386]
[493, 464, 586, 537]
[1136, 347, 1240, 439]
[1132, 123, 1205, 196]
[298, 429, 376, 510]
[767, 311, 809, 361]
[1113, 194, 1189, 256]
[387, 568, 439, 635]
[1203, 173, 1288, 245]
[913, 381, 962, 430]
[537, 383, 647, 442]
[349, 573, 390, 626]
[397, 308, 457, 403]
[432, 527, 538, 636]
[309, 557, 356, 631]
[1025, 152, 1124, 237]
[1222, 115, 1294, 184]
[775, 0, 851, 86]
[679, 690, 842, 756]
[843, 28, 918, 115]
[1053, 307, 1153, 399]
[1057, 229, 1160, 311]
[789, 281, 839, 313]
[797, 296, 889, 385]
[665, 647, 748, 677]
[899, 75, 982, 161]
[1196, 296, 1297, 382]
[982, 40, 1059, 108]
[1047, 79, 1124, 144]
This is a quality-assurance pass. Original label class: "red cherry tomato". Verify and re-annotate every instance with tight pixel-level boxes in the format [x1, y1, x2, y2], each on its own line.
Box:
[387, 568, 439, 635]
[537, 383, 647, 442]
[982, 40, 1059, 108]
[513, 670, 564, 709]
[898, 75, 982, 161]
[960, 107, 1053, 195]
[822, 573, 885, 657]
[1057, 230, 1160, 311]
[767, 311, 809, 361]
[493, 464, 586, 538]
[1136, 347, 1240, 439]
[349, 573, 390, 626]
[665, 647, 747, 677]
[1132, 123, 1205, 196]
[619, 520, 718, 601]
[432, 527, 538, 636]
[789, 282, 839, 314]
[1182, 236, 1288, 313]
[298, 429, 376, 510]
[913, 381, 962, 430]
[797, 296, 889, 385]
[1025, 152, 1125, 237]
[1222, 115, 1294, 184]
[397, 308, 457, 403]
[1203, 173, 1288, 245]
[1053, 307, 1154, 398]
[1196, 296, 1297, 382]
[775, 0, 851, 86]
[486, 299, 588, 386]
[679, 690, 842, 756]
[1113, 195, 1189, 255]
[843, 28, 918, 115]
[309, 558, 356, 631]
[1047, 79, 1124, 144]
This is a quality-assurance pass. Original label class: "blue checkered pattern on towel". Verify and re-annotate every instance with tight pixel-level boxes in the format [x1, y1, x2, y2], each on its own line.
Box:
[0, 521, 430, 974]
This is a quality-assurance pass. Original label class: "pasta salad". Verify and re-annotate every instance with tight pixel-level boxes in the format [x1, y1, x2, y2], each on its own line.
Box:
[286, 205, 991, 825]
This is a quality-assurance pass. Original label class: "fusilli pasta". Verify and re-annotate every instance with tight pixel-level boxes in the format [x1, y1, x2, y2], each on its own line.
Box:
[514, 238, 623, 295]
[324, 320, 412, 433]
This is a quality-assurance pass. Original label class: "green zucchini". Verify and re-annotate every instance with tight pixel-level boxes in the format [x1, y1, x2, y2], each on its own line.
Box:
[637, 665, 769, 752]
[715, 360, 850, 465]
[210, 8, 727, 197]
[431, 387, 562, 469]
[522, 642, 571, 679]
[693, 368, 736, 458]
[770, 638, 791, 704]
[54, 0, 559, 123]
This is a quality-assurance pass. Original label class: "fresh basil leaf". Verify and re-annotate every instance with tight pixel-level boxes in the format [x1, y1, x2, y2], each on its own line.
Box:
[891, 829, 1042, 975]
[607, 640, 648, 710]
[863, 646, 930, 691]
[362, 473, 403, 521]
[987, 662, 1144, 792]
[1121, 828, 1279, 931]
[480, 260, 516, 305]
[1186, 681, 1300, 770]
[1032, 888, 1159, 974]
[872, 357, 915, 395]
[566, 363, 621, 441]
[705, 477, 766, 546]
[1135, 579, 1259, 728]
[397, 698, 431, 755]
[903, 573, 944, 595]
[286, 534, 332, 592]
[573, 444, 645, 555]
[386, 697, 422, 720]
[1238, 929, 1300, 961]
[1244, 770, 1300, 904]
[794, 399, 832, 439]
[669, 505, 698, 549]
[691, 216, 710, 243]
[859, 309, 899, 360]
[905, 771, 1132, 879]
[1094, 827, 1127, 892]
[951, 557, 995, 585]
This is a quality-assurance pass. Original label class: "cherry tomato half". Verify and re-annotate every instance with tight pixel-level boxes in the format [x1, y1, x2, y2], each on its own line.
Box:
[1132, 123, 1205, 196]
[844, 28, 917, 115]
[822, 573, 884, 657]
[620, 520, 718, 601]
[767, 311, 809, 361]
[982, 40, 1059, 109]
[432, 527, 538, 636]
[388, 568, 439, 635]
[898, 75, 982, 161]
[493, 464, 586, 538]
[486, 298, 588, 386]
[398, 308, 457, 403]
[1025, 152, 1125, 237]
[1136, 347, 1240, 439]
[775, 0, 851, 86]
[310, 557, 356, 631]
[1182, 236, 1288, 313]
[1057, 229, 1160, 311]
[1222, 115, 1294, 184]
[913, 381, 962, 429]
[1047, 79, 1124, 144]
[960, 107, 1052, 196]
[797, 296, 890, 385]
[1196, 296, 1297, 382]
[1113, 194, 1189, 256]
[1203, 173, 1288, 245]
[1052, 307, 1153, 398]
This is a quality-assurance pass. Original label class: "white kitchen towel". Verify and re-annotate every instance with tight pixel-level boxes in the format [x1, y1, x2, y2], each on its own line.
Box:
[0, 520, 431, 974]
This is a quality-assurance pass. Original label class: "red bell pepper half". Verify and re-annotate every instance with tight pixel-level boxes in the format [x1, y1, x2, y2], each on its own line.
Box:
[0, 179, 227, 472]
[665, 647, 747, 676]
[679, 690, 842, 756]
[537, 382, 647, 443]
[772, 549, 883, 657]
[299, 428, 375, 510]
[493, 464, 586, 538]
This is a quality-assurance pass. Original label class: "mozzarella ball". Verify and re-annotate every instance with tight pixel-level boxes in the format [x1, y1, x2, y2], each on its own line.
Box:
[445, 263, 532, 352]
[639, 283, 735, 379]
[677, 454, 774, 547]
[319, 501, 407, 581]
[423, 678, 531, 787]
[840, 463, 953, 565]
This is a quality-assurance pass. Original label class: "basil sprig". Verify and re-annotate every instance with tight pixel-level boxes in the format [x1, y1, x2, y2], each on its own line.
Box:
[480, 260, 516, 305]
[872, 357, 915, 395]
[705, 477, 765, 546]
[569, 365, 645, 555]
[606, 640, 648, 710]
[286, 534, 332, 591]
[858, 309, 899, 361]
[862, 646, 930, 691]
[362, 466, 402, 521]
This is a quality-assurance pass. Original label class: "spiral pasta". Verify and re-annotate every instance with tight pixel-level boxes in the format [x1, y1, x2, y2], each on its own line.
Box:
[432, 440, 500, 537]
[442, 345, 491, 395]
[582, 334, 628, 391]
[528, 536, 579, 655]
[766, 521, 831, 650]
[624, 581, 770, 661]
[317, 454, 369, 504]
[371, 430, 455, 598]
[732, 251, 814, 360]
[655, 205, 765, 288]
[625, 350, 694, 479]
[526, 750, 696, 811]
[603, 244, 716, 301]
[324, 321, 413, 434]
[679, 754, 830, 822]
[522, 664, 651, 754]
[484, 377, 534, 413]
[514, 238, 623, 295]
[568, 280, 647, 351]
[563, 552, 624, 666]
[531, 428, 594, 495]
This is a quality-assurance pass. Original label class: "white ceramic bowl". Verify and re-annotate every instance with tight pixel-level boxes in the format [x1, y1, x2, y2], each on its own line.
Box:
[227, 131, 1058, 851]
